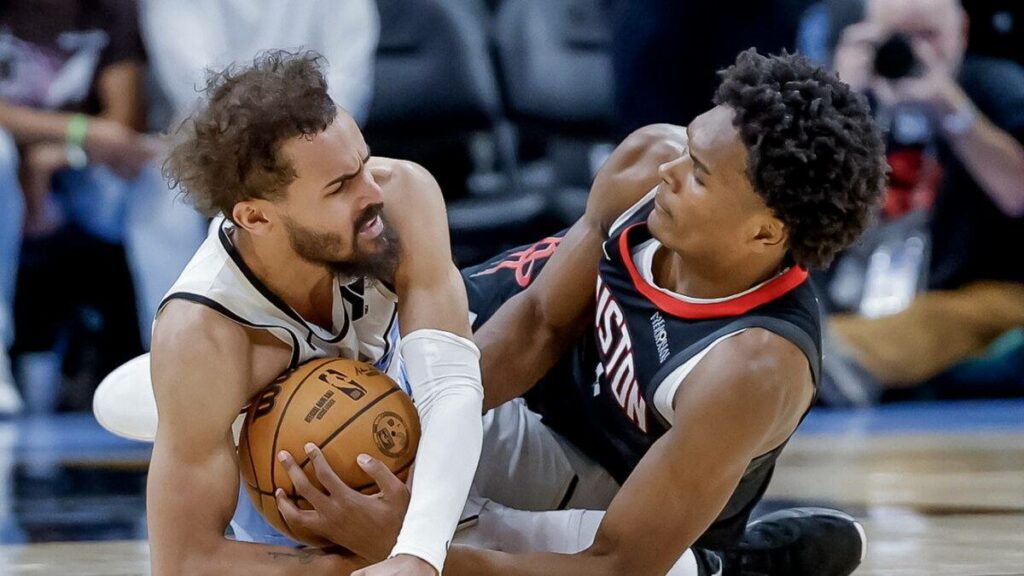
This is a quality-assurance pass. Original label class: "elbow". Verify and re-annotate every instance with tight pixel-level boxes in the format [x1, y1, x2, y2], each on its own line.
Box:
[991, 191, 1024, 218]
[581, 543, 644, 576]
[150, 535, 222, 576]
[584, 532, 685, 576]
[1005, 197, 1024, 219]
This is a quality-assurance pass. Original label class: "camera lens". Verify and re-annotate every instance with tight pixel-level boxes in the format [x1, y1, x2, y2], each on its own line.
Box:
[874, 33, 920, 80]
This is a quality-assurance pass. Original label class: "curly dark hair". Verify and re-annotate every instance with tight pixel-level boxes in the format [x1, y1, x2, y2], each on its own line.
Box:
[165, 50, 338, 218]
[714, 49, 888, 269]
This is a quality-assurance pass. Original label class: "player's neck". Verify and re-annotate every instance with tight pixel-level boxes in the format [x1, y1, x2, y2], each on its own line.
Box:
[233, 229, 336, 329]
[654, 247, 785, 300]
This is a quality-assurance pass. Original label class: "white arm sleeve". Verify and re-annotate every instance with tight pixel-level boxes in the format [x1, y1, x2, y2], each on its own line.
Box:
[392, 329, 484, 574]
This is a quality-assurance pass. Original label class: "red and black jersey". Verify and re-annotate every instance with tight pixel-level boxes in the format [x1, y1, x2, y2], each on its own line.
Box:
[463, 197, 822, 548]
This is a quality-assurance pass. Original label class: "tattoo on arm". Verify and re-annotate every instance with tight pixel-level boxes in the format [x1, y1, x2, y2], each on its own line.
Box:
[267, 549, 318, 564]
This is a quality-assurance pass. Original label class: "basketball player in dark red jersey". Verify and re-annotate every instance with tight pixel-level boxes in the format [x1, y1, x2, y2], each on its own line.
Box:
[279, 50, 888, 576]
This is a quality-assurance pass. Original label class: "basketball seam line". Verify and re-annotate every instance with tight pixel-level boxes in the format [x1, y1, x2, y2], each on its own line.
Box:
[297, 386, 402, 471]
[268, 358, 338, 498]
[245, 405, 262, 494]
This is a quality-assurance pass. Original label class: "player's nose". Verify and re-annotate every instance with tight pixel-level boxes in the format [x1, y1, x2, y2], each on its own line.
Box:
[658, 156, 685, 190]
[357, 169, 384, 204]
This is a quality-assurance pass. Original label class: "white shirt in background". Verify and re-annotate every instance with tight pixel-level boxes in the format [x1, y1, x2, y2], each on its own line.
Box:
[141, 0, 379, 123]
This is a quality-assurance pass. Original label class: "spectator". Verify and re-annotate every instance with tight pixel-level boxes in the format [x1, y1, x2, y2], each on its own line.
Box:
[140, 0, 379, 126]
[0, 0, 205, 414]
[821, 0, 1024, 405]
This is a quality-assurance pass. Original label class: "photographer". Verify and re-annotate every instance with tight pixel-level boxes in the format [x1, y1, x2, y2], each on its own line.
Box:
[823, 0, 1024, 404]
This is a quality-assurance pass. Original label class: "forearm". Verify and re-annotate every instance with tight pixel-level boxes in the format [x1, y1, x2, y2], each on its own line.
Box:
[0, 102, 75, 145]
[96, 62, 147, 131]
[477, 302, 583, 411]
[393, 330, 484, 572]
[153, 537, 363, 576]
[946, 108, 1024, 216]
[447, 546, 612, 576]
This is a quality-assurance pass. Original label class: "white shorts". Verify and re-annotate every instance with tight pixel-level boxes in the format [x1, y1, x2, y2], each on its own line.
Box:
[469, 398, 619, 513]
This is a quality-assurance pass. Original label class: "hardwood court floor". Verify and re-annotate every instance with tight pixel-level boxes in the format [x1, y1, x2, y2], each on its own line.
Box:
[1, 401, 1022, 575]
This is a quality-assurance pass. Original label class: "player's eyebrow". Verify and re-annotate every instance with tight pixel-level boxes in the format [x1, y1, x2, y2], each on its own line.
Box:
[686, 126, 711, 176]
[323, 148, 372, 190]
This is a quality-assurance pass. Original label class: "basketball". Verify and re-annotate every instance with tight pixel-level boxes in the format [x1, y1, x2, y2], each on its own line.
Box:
[238, 358, 420, 545]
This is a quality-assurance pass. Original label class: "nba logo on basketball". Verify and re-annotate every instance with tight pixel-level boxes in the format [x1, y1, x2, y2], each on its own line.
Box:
[319, 369, 368, 400]
[595, 278, 648, 433]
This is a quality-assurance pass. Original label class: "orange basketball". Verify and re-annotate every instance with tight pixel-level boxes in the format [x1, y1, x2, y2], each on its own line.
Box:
[238, 358, 420, 545]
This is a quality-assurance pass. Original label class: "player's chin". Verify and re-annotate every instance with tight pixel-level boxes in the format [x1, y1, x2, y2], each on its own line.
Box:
[647, 208, 669, 238]
[355, 232, 388, 256]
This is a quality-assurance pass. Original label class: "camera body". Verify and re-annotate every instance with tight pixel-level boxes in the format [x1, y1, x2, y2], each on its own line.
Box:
[873, 33, 922, 80]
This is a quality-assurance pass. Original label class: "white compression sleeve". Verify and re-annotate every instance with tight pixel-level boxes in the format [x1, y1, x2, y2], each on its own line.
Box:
[459, 500, 699, 576]
[392, 329, 484, 574]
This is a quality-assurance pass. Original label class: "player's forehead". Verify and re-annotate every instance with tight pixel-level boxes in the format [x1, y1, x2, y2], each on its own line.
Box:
[689, 105, 747, 177]
[282, 109, 366, 179]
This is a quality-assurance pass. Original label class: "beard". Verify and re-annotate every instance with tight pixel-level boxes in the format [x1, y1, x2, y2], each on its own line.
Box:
[283, 204, 401, 282]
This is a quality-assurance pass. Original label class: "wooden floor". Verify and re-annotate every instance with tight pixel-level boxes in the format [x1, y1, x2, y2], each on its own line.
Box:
[1, 403, 1022, 575]
[768, 433, 1024, 575]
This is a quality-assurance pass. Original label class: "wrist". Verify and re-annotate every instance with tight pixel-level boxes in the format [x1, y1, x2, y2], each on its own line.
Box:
[65, 113, 88, 148]
[390, 544, 443, 575]
[939, 98, 977, 136]
[933, 80, 969, 116]
[395, 553, 439, 575]
[65, 113, 89, 169]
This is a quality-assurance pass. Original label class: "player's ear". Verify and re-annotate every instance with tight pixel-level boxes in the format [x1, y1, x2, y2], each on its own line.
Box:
[752, 216, 787, 251]
[232, 200, 274, 235]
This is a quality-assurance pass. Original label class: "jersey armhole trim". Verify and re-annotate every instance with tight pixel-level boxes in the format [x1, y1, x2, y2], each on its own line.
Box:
[651, 330, 748, 424]
[607, 187, 658, 237]
[161, 292, 302, 370]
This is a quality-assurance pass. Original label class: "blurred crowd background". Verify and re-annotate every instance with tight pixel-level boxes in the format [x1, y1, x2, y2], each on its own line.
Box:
[0, 0, 1022, 418]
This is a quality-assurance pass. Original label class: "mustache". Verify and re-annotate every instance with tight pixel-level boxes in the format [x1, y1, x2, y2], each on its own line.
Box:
[354, 203, 384, 232]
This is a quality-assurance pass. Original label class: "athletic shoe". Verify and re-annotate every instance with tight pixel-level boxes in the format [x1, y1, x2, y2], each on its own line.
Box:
[721, 507, 867, 576]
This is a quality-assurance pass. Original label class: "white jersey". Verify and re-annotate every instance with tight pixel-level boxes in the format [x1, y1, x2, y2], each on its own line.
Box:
[161, 218, 408, 392]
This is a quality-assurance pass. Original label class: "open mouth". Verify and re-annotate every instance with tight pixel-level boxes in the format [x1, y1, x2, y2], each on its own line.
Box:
[358, 213, 384, 238]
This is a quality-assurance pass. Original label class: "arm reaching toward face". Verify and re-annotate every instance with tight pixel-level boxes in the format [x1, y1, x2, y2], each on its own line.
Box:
[368, 159, 485, 575]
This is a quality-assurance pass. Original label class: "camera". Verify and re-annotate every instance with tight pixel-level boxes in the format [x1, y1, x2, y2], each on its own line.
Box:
[873, 33, 922, 80]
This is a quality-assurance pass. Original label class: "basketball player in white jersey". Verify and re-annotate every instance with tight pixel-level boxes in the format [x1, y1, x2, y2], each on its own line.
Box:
[140, 51, 483, 576]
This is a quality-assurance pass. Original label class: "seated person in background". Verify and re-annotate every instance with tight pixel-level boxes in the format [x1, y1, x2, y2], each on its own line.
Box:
[140, 0, 378, 126]
[821, 0, 1024, 405]
[0, 0, 206, 413]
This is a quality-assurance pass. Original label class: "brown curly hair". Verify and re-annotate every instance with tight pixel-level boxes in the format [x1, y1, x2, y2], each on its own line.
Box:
[715, 49, 888, 269]
[165, 50, 338, 218]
